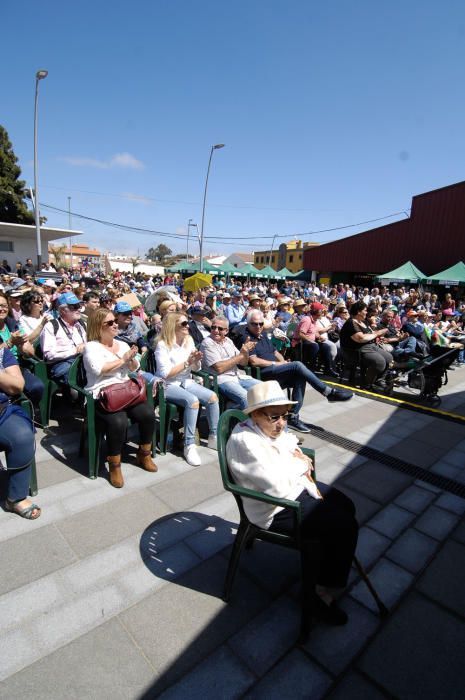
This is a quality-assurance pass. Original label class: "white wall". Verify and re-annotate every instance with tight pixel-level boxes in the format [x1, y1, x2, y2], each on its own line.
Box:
[0, 236, 47, 269]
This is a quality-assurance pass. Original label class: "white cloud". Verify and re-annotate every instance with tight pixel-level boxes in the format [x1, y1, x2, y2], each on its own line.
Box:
[122, 192, 152, 205]
[59, 152, 144, 170]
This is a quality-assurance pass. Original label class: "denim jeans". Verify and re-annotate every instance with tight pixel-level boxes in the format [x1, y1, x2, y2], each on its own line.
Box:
[219, 377, 261, 410]
[0, 411, 35, 501]
[260, 361, 329, 415]
[164, 379, 220, 446]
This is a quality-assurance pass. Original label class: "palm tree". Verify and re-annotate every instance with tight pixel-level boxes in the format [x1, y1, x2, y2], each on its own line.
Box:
[130, 257, 139, 274]
[49, 244, 68, 268]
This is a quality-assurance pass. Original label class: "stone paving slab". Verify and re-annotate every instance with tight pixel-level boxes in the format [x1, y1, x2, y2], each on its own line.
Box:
[358, 592, 465, 700]
[1, 367, 465, 697]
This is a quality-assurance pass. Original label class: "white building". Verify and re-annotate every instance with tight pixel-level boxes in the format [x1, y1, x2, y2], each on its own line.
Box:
[0, 221, 82, 269]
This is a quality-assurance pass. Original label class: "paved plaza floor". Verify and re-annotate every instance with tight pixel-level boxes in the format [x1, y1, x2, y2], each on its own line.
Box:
[1, 366, 465, 699]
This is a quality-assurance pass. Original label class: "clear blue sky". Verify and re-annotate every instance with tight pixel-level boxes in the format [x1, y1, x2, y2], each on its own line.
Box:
[4, 0, 465, 258]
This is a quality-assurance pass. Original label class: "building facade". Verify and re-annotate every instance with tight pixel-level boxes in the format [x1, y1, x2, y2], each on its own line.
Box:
[254, 240, 320, 273]
[303, 180, 465, 283]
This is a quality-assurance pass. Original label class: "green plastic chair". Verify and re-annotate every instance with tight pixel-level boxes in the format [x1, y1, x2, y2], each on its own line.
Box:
[217, 409, 387, 641]
[20, 350, 59, 428]
[68, 356, 156, 479]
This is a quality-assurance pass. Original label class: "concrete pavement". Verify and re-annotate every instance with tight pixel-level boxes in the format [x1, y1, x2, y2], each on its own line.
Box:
[1, 366, 465, 698]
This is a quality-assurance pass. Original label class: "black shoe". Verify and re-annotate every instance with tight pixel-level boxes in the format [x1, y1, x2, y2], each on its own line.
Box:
[314, 596, 348, 626]
[288, 417, 312, 433]
[327, 388, 353, 402]
[325, 368, 340, 379]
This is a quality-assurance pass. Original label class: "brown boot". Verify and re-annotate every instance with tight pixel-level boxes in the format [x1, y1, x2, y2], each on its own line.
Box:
[107, 455, 124, 488]
[136, 444, 158, 472]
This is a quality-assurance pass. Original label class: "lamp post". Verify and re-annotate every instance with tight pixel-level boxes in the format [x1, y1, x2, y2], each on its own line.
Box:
[199, 143, 224, 272]
[186, 218, 195, 263]
[33, 69, 48, 271]
[68, 196, 73, 273]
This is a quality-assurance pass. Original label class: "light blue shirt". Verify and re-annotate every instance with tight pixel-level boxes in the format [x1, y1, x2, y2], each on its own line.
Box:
[224, 302, 246, 325]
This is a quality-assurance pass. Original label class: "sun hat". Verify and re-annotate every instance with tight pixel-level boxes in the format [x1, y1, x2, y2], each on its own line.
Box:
[406, 310, 418, 317]
[293, 298, 307, 308]
[248, 294, 260, 301]
[243, 380, 297, 415]
[277, 297, 291, 306]
[222, 292, 231, 299]
[57, 292, 80, 306]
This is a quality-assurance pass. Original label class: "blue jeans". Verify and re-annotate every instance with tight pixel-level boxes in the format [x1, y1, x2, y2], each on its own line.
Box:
[260, 361, 329, 415]
[219, 377, 261, 410]
[165, 380, 220, 446]
[49, 357, 76, 385]
[0, 411, 35, 501]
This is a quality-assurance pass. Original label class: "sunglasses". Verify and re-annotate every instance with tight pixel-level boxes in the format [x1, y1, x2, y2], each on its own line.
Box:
[211, 325, 228, 332]
[250, 321, 264, 326]
[67, 304, 81, 310]
[103, 319, 117, 327]
[177, 320, 189, 327]
[32, 298, 44, 304]
[260, 411, 291, 423]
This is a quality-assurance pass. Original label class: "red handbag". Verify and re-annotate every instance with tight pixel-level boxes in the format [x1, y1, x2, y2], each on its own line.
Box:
[98, 375, 147, 412]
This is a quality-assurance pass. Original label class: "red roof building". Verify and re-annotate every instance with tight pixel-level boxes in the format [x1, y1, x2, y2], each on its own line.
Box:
[303, 180, 465, 279]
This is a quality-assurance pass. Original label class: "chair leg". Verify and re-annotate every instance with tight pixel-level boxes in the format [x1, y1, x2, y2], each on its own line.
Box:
[86, 400, 99, 479]
[223, 521, 253, 602]
[158, 402, 167, 454]
[29, 457, 38, 497]
[298, 543, 319, 644]
[353, 556, 388, 617]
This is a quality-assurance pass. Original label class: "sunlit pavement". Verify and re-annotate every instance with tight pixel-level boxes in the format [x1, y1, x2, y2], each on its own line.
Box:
[1, 367, 465, 698]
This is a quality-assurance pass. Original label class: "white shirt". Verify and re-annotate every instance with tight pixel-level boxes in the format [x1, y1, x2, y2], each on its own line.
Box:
[18, 315, 42, 336]
[83, 340, 139, 398]
[40, 317, 87, 361]
[155, 336, 199, 385]
[200, 335, 245, 385]
[226, 419, 321, 529]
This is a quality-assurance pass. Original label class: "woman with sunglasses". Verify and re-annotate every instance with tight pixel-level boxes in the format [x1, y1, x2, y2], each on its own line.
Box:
[226, 381, 358, 626]
[155, 312, 219, 466]
[18, 290, 53, 344]
[83, 308, 157, 488]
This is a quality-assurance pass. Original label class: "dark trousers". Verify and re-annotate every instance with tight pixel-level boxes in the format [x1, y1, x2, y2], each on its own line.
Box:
[260, 361, 328, 415]
[22, 368, 44, 404]
[271, 486, 358, 588]
[95, 400, 155, 455]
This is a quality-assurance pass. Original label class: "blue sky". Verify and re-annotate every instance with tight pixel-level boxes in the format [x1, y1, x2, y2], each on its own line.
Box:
[4, 0, 465, 258]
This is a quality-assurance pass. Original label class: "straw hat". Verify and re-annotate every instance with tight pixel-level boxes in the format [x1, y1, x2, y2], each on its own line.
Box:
[243, 381, 297, 414]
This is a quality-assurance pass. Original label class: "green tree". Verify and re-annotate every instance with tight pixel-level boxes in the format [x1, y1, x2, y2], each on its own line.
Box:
[146, 244, 172, 262]
[0, 125, 34, 224]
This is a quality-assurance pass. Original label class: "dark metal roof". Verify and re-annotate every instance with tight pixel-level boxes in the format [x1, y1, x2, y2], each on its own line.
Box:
[303, 180, 465, 276]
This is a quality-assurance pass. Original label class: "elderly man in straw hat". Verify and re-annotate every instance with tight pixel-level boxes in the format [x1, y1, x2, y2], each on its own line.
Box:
[226, 381, 358, 625]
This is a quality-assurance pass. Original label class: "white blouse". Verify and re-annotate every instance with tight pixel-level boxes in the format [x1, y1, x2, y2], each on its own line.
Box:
[154, 337, 200, 386]
[226, 419, 321, 529]
[18, 315, 43, 336]
[83, 340, 140, 398]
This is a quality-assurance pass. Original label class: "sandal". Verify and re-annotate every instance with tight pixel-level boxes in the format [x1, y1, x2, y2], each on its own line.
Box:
[5, 499, 41, 520]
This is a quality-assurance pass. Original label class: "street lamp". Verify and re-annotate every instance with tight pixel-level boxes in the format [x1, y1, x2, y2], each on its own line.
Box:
[33, 69, 48, 271]
[186, 218, 196, 263]
[199, 143, 224, 272]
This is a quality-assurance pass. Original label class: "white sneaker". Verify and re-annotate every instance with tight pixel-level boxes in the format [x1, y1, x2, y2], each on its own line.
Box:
[184, 444, 201, 466]
[207, 434, 217, 450]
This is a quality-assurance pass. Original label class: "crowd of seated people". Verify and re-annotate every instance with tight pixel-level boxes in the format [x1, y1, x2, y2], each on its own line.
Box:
[1, 263, 464, 522]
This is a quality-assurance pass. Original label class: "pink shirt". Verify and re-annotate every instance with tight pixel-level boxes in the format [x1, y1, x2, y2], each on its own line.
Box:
[292, 315, 317, 346]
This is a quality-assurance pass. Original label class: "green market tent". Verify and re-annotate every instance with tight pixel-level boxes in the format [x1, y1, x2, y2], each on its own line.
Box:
[218, 262, 242, 275]
[233, 263, 262, 276]
[257, 265, 280, 278]
[424, 261, 465, 285]
[277, 267, 295, 278]
[376, 261, 426, 284]
[166, 260, 192, 273]
[187, 259, 223, 274]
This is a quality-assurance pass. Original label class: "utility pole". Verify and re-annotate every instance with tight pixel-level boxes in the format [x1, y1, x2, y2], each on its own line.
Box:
[68, 196, 73, 272]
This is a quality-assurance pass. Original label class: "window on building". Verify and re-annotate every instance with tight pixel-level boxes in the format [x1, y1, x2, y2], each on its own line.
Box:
[299, 254, 302, 259]
[289, 255, 294, 263]
[271, 256, 275, 263]
[0, 241, 14, 252]
[261, 256, 264, 263]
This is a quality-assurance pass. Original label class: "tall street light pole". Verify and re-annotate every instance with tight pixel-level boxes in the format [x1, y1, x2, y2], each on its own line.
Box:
[186, 218, 195, 263]
[199, 143, 224, 272]
[68, 196, 73, 272]
[33, 69, 48, 271]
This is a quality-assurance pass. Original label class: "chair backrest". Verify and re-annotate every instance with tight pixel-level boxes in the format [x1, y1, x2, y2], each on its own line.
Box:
[217, 408, 249, 492]
[140, 348, 156, 375]
[68, 355, 87, 389]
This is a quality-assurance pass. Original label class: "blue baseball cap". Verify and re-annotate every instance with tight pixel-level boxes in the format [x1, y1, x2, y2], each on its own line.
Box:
[57, 292, 80, 306]
[114, 301, 133, 314]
